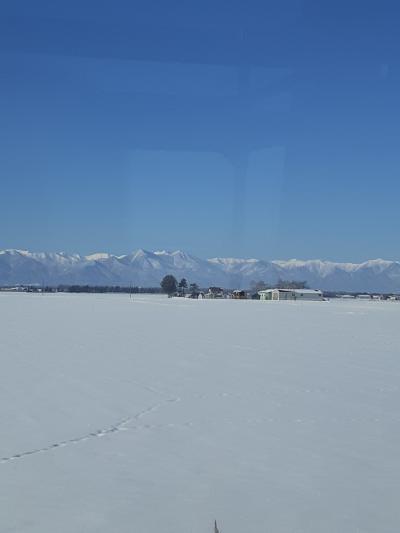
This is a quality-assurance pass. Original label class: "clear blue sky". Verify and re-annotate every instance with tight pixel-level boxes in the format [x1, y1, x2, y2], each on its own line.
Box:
[1, 0, 399, 261]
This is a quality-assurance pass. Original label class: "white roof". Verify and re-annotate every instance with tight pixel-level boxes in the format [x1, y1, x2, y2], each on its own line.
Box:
[258, 288, 322, 294]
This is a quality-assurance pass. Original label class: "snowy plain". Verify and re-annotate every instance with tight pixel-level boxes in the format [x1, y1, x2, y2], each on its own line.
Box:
[1, 293, 400, 533]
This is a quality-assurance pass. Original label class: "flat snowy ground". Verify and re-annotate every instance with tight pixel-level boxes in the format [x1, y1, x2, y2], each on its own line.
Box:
[1, 294, 400, 533]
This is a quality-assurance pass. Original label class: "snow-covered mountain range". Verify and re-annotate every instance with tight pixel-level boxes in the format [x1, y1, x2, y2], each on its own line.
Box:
[1, 249, 400, 292]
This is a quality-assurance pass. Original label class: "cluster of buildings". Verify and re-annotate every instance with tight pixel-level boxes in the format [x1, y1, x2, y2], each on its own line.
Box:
[0, 286, 42, 292]
[183, 286, 400, 302]
[2, 284, 400, 301]
[184, 287, 325, 301]
[339, 293, 400, 301]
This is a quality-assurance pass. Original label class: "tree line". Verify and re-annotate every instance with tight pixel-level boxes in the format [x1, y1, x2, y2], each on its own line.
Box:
[160, 275, 199, 296]
[250, 279, 308, 292]
[25, 285, 164, 294]
[16, 277, 308, 295]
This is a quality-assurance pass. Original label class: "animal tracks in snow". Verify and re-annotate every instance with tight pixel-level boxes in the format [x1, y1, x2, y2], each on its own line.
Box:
[1, 395, 182, 466]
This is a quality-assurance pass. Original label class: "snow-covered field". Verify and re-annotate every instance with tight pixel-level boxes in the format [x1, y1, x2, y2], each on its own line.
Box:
[1, 293, 400, 533]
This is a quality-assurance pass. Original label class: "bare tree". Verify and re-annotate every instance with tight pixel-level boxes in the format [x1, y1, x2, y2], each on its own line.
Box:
[276, 278, 308, 289]
[214, 520, 220, 533]
[250, 279, 270, 292]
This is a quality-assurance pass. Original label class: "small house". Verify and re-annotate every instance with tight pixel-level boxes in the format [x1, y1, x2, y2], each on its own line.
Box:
[258, 288, 324, 301]
[205, 287, 225, 299]
[232, 290, 247, 299]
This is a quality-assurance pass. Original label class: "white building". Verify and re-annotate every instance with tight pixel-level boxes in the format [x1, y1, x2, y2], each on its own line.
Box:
[258, 288, 324, 301]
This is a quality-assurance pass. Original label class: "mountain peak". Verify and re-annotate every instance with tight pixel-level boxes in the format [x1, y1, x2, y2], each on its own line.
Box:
[0, 248, 399, 292]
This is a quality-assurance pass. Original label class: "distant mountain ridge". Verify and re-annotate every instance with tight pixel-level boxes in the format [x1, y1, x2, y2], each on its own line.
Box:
[1, 249, 400, 292]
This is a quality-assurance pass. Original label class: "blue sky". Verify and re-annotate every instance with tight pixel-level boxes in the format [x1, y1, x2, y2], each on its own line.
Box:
[1, 0, 399, 261]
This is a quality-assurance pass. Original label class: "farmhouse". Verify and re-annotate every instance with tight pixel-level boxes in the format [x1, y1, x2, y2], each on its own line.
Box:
[232, 290, 247, 299]
[205, 287, 225, 299]
[258, 288, 324, 301]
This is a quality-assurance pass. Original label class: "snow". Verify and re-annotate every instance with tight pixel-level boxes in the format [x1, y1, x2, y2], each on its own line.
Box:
[85, 253, 112, 261]
[1, 248, 400, 291]
[260, 288, 322, 294]
[208, 257, 259, 264]
[1, 293, 400, 532]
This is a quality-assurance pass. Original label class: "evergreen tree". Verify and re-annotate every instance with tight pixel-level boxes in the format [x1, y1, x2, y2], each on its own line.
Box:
[160, 275, 178, 295]
[178, 278, 188, 295]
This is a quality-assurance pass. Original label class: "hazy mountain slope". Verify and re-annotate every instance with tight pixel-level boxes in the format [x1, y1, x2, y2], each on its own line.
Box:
[0, 249, 399, 292]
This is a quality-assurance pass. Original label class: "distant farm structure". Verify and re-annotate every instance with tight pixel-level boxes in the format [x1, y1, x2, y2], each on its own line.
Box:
[258, 288, 324, 301]
[205, 287, 225, 299]
[232, 289, 247, 299]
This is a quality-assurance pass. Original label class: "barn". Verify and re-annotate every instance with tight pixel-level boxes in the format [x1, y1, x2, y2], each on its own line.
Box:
[258, 288, 324, 301]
